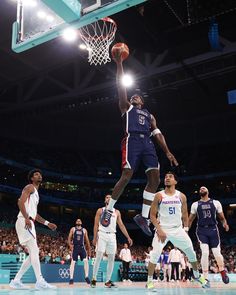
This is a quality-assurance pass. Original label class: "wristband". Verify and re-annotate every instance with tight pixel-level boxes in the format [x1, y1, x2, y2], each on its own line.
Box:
[184, 227, 189, 232]
[151, 128, 161, 136]
[44, 220, 49, 226]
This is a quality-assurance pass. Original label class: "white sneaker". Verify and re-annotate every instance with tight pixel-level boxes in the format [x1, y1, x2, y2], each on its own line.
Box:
[35, 278, 57, 290]
[122, 279, 127, 282]
[9, 279, 29, 289]
[127, 279, 132, 282]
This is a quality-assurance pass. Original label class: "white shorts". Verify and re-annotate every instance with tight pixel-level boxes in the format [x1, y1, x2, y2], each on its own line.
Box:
[15, 217, 36, 246]
[152, 227, 193, 255]
[96, 231, 117, 255]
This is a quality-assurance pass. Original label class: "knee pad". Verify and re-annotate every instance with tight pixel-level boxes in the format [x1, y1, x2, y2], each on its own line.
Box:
[184, 247, 197, 263]
[211, 245, 222, 258]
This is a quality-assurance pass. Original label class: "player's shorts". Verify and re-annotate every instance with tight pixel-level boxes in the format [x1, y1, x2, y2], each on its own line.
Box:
[96, 231, 117, 255]
[196, 225, 220, 248]
[121, 134, 159, 171]
[152, 227, 193, 255]
[15, 217, 36, 246]
[72, 246, 87, 261]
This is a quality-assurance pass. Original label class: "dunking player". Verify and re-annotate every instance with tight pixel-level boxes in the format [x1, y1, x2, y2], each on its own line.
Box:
[146, 172, 209, 290]
[91, 194, 133, 288]
[68, 218, 91, 285]
[10, 169, 57, 290]
[189, 186, 229, 284]
[101, 51, 178, 236]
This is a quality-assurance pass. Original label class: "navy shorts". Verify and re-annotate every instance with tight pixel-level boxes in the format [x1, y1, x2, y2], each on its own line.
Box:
[121, 134, 159, 171]
[72, 246, 87, 261]
[196, 226, 220, 248]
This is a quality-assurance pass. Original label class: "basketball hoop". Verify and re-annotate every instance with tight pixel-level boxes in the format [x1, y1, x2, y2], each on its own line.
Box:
[79, 17, 117, 66]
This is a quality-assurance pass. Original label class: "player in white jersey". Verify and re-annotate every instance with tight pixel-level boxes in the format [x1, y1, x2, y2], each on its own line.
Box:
[91, 194, 133, 288]
[146, 171, 209, 290]
[9, 169, 57, 290]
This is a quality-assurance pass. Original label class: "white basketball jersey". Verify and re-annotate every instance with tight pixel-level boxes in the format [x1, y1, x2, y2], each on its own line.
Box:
[99, 207, 117, 233]
[158, 190, 182, 229]
[18, 187, 39, 220]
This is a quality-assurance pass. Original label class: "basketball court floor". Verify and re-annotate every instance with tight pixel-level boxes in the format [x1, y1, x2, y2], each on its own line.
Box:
[1, 281, 236, 295]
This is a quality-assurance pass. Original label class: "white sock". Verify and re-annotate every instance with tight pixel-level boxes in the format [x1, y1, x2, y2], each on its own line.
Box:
[148, 275, 153, 282]
[70, 260, 76, 279]
[92, 251, 103, 280]
[14, 255, 31, 281]
[106, 254, 115, 282]
[26, 239, 43, 282]
[107, 199, 117, 211]
[83, 258, 89, 278]
[142, 191, 155, 218]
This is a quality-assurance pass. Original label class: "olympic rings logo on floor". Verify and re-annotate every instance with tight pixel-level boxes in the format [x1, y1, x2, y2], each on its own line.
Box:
[59, 268, 70, 279]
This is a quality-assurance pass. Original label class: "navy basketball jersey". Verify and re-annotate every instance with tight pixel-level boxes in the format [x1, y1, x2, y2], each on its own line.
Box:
[122, 105, 152, 136]
[196, 199, 217, 227]
[73, 226, 85, 247]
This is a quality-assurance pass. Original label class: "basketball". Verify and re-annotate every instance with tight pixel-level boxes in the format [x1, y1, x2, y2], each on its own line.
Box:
[111, 43, 129, 61]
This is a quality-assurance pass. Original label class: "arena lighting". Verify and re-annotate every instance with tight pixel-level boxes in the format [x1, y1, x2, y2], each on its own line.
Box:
[79, 43, 87, 50]
[24, 0, 37, 7]
[229, 204, 236, 208]
[62, 28, 78, 42]
[121, 74, 134, 87]
[37, 11, 46, 19]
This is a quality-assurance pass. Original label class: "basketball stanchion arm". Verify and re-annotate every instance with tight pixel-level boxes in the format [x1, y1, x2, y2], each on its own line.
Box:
[12, 0, 148, 53]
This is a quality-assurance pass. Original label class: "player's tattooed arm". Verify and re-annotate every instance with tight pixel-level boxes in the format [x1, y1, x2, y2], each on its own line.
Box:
[35, 214, 57, 230]
[115, 60, 130, 114]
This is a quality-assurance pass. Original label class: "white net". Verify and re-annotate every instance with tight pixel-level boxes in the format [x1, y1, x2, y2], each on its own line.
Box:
[79, 17, 117, 66]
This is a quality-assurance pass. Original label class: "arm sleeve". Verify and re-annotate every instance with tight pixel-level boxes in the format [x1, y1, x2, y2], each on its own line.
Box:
[213, 200, 223, 213]
[190, 202, 198, 214]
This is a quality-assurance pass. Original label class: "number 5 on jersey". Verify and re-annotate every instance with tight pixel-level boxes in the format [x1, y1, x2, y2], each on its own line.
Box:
[169, 207, 176, 214]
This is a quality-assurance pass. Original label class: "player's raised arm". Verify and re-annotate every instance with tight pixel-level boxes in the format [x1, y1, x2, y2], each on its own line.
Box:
[150, 115, 178, 167]
[113, 53, 130, 114]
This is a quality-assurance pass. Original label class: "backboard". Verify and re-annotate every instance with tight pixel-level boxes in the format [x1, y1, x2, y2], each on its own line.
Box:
[12, 0, 147, 53]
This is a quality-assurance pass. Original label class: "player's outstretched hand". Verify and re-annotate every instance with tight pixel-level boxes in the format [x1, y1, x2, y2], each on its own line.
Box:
[112, 49, 123, 64]
[48, 223, 57, 231]
[166, 152, 178, 166]
[128, 237, 133, 247]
